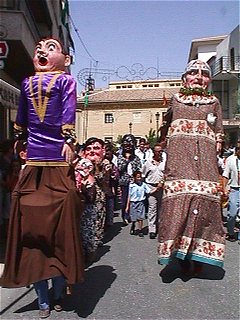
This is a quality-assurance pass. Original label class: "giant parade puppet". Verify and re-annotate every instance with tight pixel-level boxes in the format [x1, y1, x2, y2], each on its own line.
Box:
[0, 38, 85, 317]
[158, 60, 225, 276]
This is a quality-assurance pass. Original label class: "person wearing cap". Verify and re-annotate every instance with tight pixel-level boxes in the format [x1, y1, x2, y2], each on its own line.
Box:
[158, 59, 225, 275]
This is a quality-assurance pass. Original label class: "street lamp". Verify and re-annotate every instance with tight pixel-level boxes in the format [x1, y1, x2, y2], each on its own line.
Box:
[129, 122, 132, 134]
[155, 112, 160, 138]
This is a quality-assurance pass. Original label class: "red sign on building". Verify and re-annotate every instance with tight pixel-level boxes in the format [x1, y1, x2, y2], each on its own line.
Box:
[0, 41, 9, 58]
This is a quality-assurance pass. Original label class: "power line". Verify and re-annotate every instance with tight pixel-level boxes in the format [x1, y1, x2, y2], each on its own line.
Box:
[69, 14, 98, 64]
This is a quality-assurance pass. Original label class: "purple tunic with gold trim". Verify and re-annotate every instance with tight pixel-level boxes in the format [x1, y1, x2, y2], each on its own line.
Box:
[16, 71, 76, 163]
[0, 71, 85, 288]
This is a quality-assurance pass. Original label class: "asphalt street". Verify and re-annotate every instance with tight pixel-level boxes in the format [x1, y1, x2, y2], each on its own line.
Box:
[0, 211, 239, 320]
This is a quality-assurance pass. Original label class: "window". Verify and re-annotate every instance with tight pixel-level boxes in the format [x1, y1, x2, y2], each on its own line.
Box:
[230, 48, 235, 70]
[162, 112, 167, 120]
[133, 112, 141, 123]
[104, 113, 114, 123]
[104, 137, 113, 143]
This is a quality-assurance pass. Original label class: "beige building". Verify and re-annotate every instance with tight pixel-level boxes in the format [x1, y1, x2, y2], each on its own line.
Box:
[76, 79, 182, 144]
[77, 26, 240, 146]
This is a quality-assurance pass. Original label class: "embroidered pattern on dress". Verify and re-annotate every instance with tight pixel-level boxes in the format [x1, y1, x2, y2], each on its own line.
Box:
[169, 119, 215, 141]
[163, 179, 222, 199]
[175, 93, 217, 105]
[158, 236, 225, 263]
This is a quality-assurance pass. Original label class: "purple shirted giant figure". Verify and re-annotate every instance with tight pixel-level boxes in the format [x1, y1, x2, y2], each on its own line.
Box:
[0, 38, 85, 319]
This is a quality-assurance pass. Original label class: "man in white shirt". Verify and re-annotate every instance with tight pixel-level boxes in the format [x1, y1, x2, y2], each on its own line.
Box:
[142, 143, 166, 239]
[222, 145, 240, 242]
[144, 141, 154, 162]
[135, 138, 148, 166]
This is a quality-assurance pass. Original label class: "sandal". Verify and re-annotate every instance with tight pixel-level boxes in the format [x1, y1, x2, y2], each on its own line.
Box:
[39, 308, 50, 319]
[53, 299, 63, 312]
[226, 234, 236, 242]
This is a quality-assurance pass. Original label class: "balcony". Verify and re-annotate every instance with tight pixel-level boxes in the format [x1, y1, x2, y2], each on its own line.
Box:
[0, 0, 53, 85]
[211, 56, 240, 79]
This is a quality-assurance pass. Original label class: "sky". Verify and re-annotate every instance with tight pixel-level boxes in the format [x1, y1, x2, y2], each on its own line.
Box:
[69, 0, 239, 91]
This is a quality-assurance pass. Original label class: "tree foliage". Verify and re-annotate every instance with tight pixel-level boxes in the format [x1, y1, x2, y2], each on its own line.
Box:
[145, 128, 157, 148]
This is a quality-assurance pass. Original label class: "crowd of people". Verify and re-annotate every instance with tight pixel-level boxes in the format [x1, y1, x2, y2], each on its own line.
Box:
[0, 35, 239, 319]
[1, 135, 239, 246]
[1, 132, 239, 263]
[0, 135, 166, 241]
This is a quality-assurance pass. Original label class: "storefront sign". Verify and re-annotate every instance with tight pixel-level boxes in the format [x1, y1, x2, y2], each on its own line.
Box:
[0, 79, 20, 109]
[0, 41, 9, 69]
[0, 41, 8, 58]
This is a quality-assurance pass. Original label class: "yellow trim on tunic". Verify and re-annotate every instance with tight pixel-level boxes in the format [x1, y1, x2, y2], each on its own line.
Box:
[62, 124, 75, 130]
[35, 71, 64, 75]
[29, 72, 63, 123]
[26, 161, 69, 167]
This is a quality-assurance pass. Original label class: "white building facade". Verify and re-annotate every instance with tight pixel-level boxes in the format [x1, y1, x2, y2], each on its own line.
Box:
[188, 26, 240, 145]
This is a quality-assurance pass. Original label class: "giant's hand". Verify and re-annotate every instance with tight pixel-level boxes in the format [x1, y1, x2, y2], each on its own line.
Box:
[216, 142, 222, 153]
[61, 143, 75, 164]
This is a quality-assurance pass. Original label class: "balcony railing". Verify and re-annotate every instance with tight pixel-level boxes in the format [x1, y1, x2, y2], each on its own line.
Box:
[211, 56, 240, 77]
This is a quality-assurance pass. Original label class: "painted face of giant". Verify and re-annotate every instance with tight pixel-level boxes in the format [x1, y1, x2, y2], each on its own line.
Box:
[182, 60, 212, 90]
[76, 158, 94, 177]
[84, 141, 105, 164]
[33, 38, 71, 72]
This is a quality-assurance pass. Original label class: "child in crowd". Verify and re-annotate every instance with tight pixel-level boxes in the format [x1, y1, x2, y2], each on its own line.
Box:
[126, 170, 158, 237]
[14, 140, 28, 177]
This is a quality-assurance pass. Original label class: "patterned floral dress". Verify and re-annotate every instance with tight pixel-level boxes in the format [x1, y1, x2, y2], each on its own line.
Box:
[158, 92, 225, 268]
[94, 171, 107, 247]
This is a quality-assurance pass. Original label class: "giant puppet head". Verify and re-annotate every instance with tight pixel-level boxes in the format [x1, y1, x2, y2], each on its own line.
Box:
[182, 60, 212, 90]
[76, 158, 94, 177]
[33, 38, 71, 72]
[82, 137, 105, 164]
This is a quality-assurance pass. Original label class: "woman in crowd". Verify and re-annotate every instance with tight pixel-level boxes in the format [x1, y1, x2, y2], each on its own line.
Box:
[82, 137, 108, 249]
[117, 134, 142, 225]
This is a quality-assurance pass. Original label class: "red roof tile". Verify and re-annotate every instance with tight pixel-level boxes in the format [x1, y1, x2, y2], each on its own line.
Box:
[77, 87, 180, 103]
